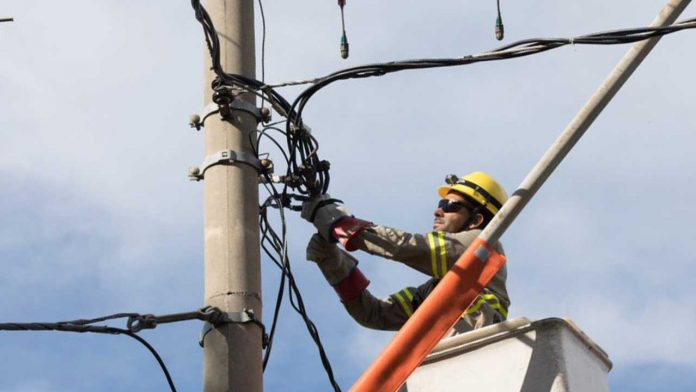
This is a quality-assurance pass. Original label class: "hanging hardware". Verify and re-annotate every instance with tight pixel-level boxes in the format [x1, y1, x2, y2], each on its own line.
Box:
[495, 0, 505, 41]
[338, 0, 349, 58]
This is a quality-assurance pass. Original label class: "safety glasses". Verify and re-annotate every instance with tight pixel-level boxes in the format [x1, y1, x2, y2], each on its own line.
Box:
[437, 199, 473, 213]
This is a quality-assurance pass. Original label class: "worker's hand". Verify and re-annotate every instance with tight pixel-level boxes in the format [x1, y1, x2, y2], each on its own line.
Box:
[306, 233, 340, 263]
[301, 193, 352, 242]
[306, 233, 357, 285]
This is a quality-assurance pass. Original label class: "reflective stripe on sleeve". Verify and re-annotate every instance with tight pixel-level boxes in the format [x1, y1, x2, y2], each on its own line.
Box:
[427, 232, 448, 278]
[464, 293, 509, 319]
[427, 233, 440, 278]
[393, 289, 414, 317]
[437, 232, 447, 276]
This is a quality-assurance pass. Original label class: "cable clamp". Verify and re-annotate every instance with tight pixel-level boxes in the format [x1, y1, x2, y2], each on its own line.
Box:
[189, 150, 262, 181]
[225, 99, 264, 123]
[189, 101, 269, 131]
[189, 102, 218, 131]
[198, 307, 268, 349]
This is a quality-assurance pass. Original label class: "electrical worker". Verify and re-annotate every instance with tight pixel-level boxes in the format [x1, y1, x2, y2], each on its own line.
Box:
[302, 172, 510, 334]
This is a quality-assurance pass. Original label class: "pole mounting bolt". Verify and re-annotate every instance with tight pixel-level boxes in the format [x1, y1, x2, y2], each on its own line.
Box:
[260, 159, 274, 172]
[189, 114, 203, 130]
[189, 166, 201, 178]
[260, 107, 272, 123]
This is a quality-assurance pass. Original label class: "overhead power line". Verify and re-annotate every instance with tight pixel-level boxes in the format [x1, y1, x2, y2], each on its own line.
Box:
[1, 313, 177, 391]
[0, 307, 258, 392]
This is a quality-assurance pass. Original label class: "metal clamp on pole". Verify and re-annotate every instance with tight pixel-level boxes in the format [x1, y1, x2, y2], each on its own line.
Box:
[126, 309, 211, 333]
[225, 99, 265, 123]
[189, 100, 270, 131]
[198, 308, 268, 349]
[189, 150, 262, 181]
[189, 102, 219, 131]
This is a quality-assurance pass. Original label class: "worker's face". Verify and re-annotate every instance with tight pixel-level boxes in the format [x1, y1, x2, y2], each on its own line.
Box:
[433, 192, 477, 233]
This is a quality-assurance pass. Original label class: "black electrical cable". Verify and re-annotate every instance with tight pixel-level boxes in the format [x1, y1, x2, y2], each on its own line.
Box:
[257, 178, 342, 391]
[257, 0, 267, 108]
[0, 320, 177, 392]
[251, 122, 340, 389]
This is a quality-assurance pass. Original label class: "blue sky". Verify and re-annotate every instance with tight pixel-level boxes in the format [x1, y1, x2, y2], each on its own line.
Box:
[1, 1, 695, 391]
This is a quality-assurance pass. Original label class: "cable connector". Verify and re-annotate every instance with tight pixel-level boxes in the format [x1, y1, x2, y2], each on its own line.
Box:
[260, 106, 272, 123]
[495, 0, 504, 41]
[340, 34, 349, 59]
[338, 0, 349, 59]
[495, 16, 504, 41]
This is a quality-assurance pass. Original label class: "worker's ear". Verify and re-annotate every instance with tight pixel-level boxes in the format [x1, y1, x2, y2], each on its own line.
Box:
[468, 213, 485, 230]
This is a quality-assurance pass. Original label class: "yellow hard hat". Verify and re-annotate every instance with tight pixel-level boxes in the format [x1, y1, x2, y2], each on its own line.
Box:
[437, 172, 508, 216]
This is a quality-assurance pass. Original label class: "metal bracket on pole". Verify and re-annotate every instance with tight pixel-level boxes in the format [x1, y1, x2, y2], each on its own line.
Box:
[189, 150, 262, 181]
[189, 102, 219, 131]
[198, 308, 268, 349]
[190, 100, 268, 131]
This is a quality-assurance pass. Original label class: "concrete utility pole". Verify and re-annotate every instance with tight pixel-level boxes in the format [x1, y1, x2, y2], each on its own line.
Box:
[202, 1, 261, 391]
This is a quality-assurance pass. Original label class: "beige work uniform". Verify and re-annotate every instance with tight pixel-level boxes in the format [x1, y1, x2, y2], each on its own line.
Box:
[341, 224, 510, 335]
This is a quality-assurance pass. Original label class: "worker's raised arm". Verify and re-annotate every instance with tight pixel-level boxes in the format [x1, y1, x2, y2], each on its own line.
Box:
[300, 193, 499, 277]
[343, 222, 482, 278]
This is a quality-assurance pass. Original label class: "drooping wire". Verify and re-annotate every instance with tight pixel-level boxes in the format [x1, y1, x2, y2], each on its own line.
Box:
[1, 317, 177, 392]
[253, 125, 342, 390]
[257, 195, 342, 392]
